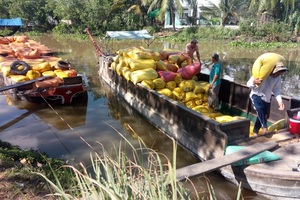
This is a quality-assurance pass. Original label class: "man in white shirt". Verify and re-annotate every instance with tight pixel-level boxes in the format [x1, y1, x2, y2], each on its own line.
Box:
[247, 61, 288, 134]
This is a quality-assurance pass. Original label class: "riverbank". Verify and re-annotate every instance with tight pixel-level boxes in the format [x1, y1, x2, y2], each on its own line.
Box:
[0, 141, 54, 199]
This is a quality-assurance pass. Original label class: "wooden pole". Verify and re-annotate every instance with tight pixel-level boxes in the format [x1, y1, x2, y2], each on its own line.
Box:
[85, 27, 103, 57]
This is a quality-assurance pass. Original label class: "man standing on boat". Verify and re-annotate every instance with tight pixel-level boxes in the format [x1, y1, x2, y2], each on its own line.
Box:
[176, 39, 201, 68]
[247, 61, 288, 134]
[207, 53, 222, 111]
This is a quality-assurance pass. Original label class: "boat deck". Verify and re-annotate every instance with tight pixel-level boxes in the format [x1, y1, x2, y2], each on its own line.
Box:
[221, 129, 300, 199]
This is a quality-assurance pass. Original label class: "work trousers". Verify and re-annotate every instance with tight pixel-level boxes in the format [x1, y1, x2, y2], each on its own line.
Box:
[208, 84, 220, 110]
[176, 53, 192, 68]
[250, 94, 270, 133]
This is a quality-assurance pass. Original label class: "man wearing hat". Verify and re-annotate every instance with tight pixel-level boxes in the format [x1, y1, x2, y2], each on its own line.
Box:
[247, 61, 288, 134]
[207, 53, 222, 111]
[176, 39, 201, 68]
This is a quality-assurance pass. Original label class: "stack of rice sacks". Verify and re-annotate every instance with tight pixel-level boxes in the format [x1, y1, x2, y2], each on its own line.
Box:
[109, 47, 281, 136]
[0, 35, 77, 82]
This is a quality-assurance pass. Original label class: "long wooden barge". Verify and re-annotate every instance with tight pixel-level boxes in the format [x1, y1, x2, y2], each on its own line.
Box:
[98, 53, 300, 199]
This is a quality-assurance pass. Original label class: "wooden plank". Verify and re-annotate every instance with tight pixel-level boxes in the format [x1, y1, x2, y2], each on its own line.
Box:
[0, 76, 52, 92]
[176, 141, 278, 181]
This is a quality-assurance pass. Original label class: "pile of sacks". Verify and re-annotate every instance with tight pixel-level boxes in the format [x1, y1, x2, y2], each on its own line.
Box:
[0, 35, 77, 83]
[110, 46, 284, 136]
[110, 46, 223, 118]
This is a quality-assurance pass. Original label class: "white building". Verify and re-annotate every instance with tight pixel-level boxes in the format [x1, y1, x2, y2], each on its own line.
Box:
[164, 0, 221, 29]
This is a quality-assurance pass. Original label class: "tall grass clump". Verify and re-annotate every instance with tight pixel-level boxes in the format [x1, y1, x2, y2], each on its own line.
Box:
[33, 120, 245, 200]
[36, 137, 194, 199]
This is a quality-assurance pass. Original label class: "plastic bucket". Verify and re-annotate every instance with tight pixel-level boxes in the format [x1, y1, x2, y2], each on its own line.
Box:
[289, 118, 300, 134]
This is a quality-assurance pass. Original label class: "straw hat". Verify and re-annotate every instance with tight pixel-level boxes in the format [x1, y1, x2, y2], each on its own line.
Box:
[272, 62, 288, 74]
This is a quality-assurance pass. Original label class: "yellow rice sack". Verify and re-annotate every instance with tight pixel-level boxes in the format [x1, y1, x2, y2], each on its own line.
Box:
[9, 75, 29, 82]
[141, 80, 155, 89]
[174, 74, 183, 85]
[193, 83, 206, 94]
[54, 70, 68, 79]
[185, 100, 196, 108]
[179, 80, 196, 92]
[152, 78, 165, 89]
[165, 81, 176, 90]
[192, 105, 209, 113]
[159, 49, 181, 60]
[156, 60, 168, 71]
[134, 49, 158, 59]
[194, 98, 203, 106]
[130, 68, 158, 84]
[32, 62, 52, 73]
[172, 87, 185, 100]
[42, 70, 56, 77]
[183, 91, 198, 102]
[156, 88, 173, 98]
[26, 70, 41, 80]
[252, 53, 286, 82]
[215, 115, 233, 123]
[129, 59, 156, 71]
[168, 54, 180, 64]
[1, 66, 11, 77]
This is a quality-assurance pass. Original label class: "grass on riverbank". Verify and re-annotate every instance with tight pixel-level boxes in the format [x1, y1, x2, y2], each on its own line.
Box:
[0, 137, 244, 199]
[0, 140, 75, 199]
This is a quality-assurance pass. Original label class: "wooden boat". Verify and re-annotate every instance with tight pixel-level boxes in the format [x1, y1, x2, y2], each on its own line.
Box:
[0, 34, 87, 105]
[87, 29, 300, 199]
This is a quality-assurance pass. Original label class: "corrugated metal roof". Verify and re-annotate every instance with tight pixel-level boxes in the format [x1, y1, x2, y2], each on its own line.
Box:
[105, 30, 154, 40]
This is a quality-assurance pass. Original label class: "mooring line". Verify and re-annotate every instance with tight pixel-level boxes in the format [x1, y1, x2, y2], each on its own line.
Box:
[38, 92, 101, 155]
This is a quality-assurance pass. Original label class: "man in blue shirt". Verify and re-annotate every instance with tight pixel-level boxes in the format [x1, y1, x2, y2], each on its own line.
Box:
[208, 53, 221, 110]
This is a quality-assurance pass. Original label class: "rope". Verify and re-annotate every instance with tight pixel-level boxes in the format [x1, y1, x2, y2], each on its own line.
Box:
[37, 92, 101, 155]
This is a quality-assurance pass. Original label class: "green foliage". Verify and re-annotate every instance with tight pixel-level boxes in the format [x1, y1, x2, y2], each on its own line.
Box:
[37, 138, 196, 199]
[0, 140, 75, 195]
[239, 20, 293, 42]
[229, 40, 298, 48]
[168, 26, 241, 43]
[1, 0, 299, 39]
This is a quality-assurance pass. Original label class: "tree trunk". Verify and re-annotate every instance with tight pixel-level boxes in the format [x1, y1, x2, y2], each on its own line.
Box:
[170, 7, 176, 31]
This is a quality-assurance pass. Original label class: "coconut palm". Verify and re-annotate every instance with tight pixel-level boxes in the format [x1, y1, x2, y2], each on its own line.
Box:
[250, 0, 295, 21]
[141, 0, 184, 31]
[200, 0, 250, 26]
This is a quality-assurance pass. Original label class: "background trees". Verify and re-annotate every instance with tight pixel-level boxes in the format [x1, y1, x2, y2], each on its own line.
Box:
[0, 0, 299, 39]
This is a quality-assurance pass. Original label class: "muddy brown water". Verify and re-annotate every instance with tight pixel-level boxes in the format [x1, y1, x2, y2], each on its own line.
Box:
[1, 34, 299, 199]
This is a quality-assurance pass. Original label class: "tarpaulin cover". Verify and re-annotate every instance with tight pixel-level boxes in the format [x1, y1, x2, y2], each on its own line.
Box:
[105, 30, 154, 40]
[0, 18, 23, 26]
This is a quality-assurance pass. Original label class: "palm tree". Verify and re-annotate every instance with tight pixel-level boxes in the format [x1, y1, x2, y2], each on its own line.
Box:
[141, 0, 183, 31]
[186, 0, 198, 25]
[200, 0, 250, 26]
[250, 0, 295, 22]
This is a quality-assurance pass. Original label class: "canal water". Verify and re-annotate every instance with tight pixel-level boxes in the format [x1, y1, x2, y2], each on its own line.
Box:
[1, 34, 299, 199]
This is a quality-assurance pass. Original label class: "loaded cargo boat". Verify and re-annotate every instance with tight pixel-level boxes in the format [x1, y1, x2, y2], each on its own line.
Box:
[0, 34, 86, 104]
[87, 29, 300, 199]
